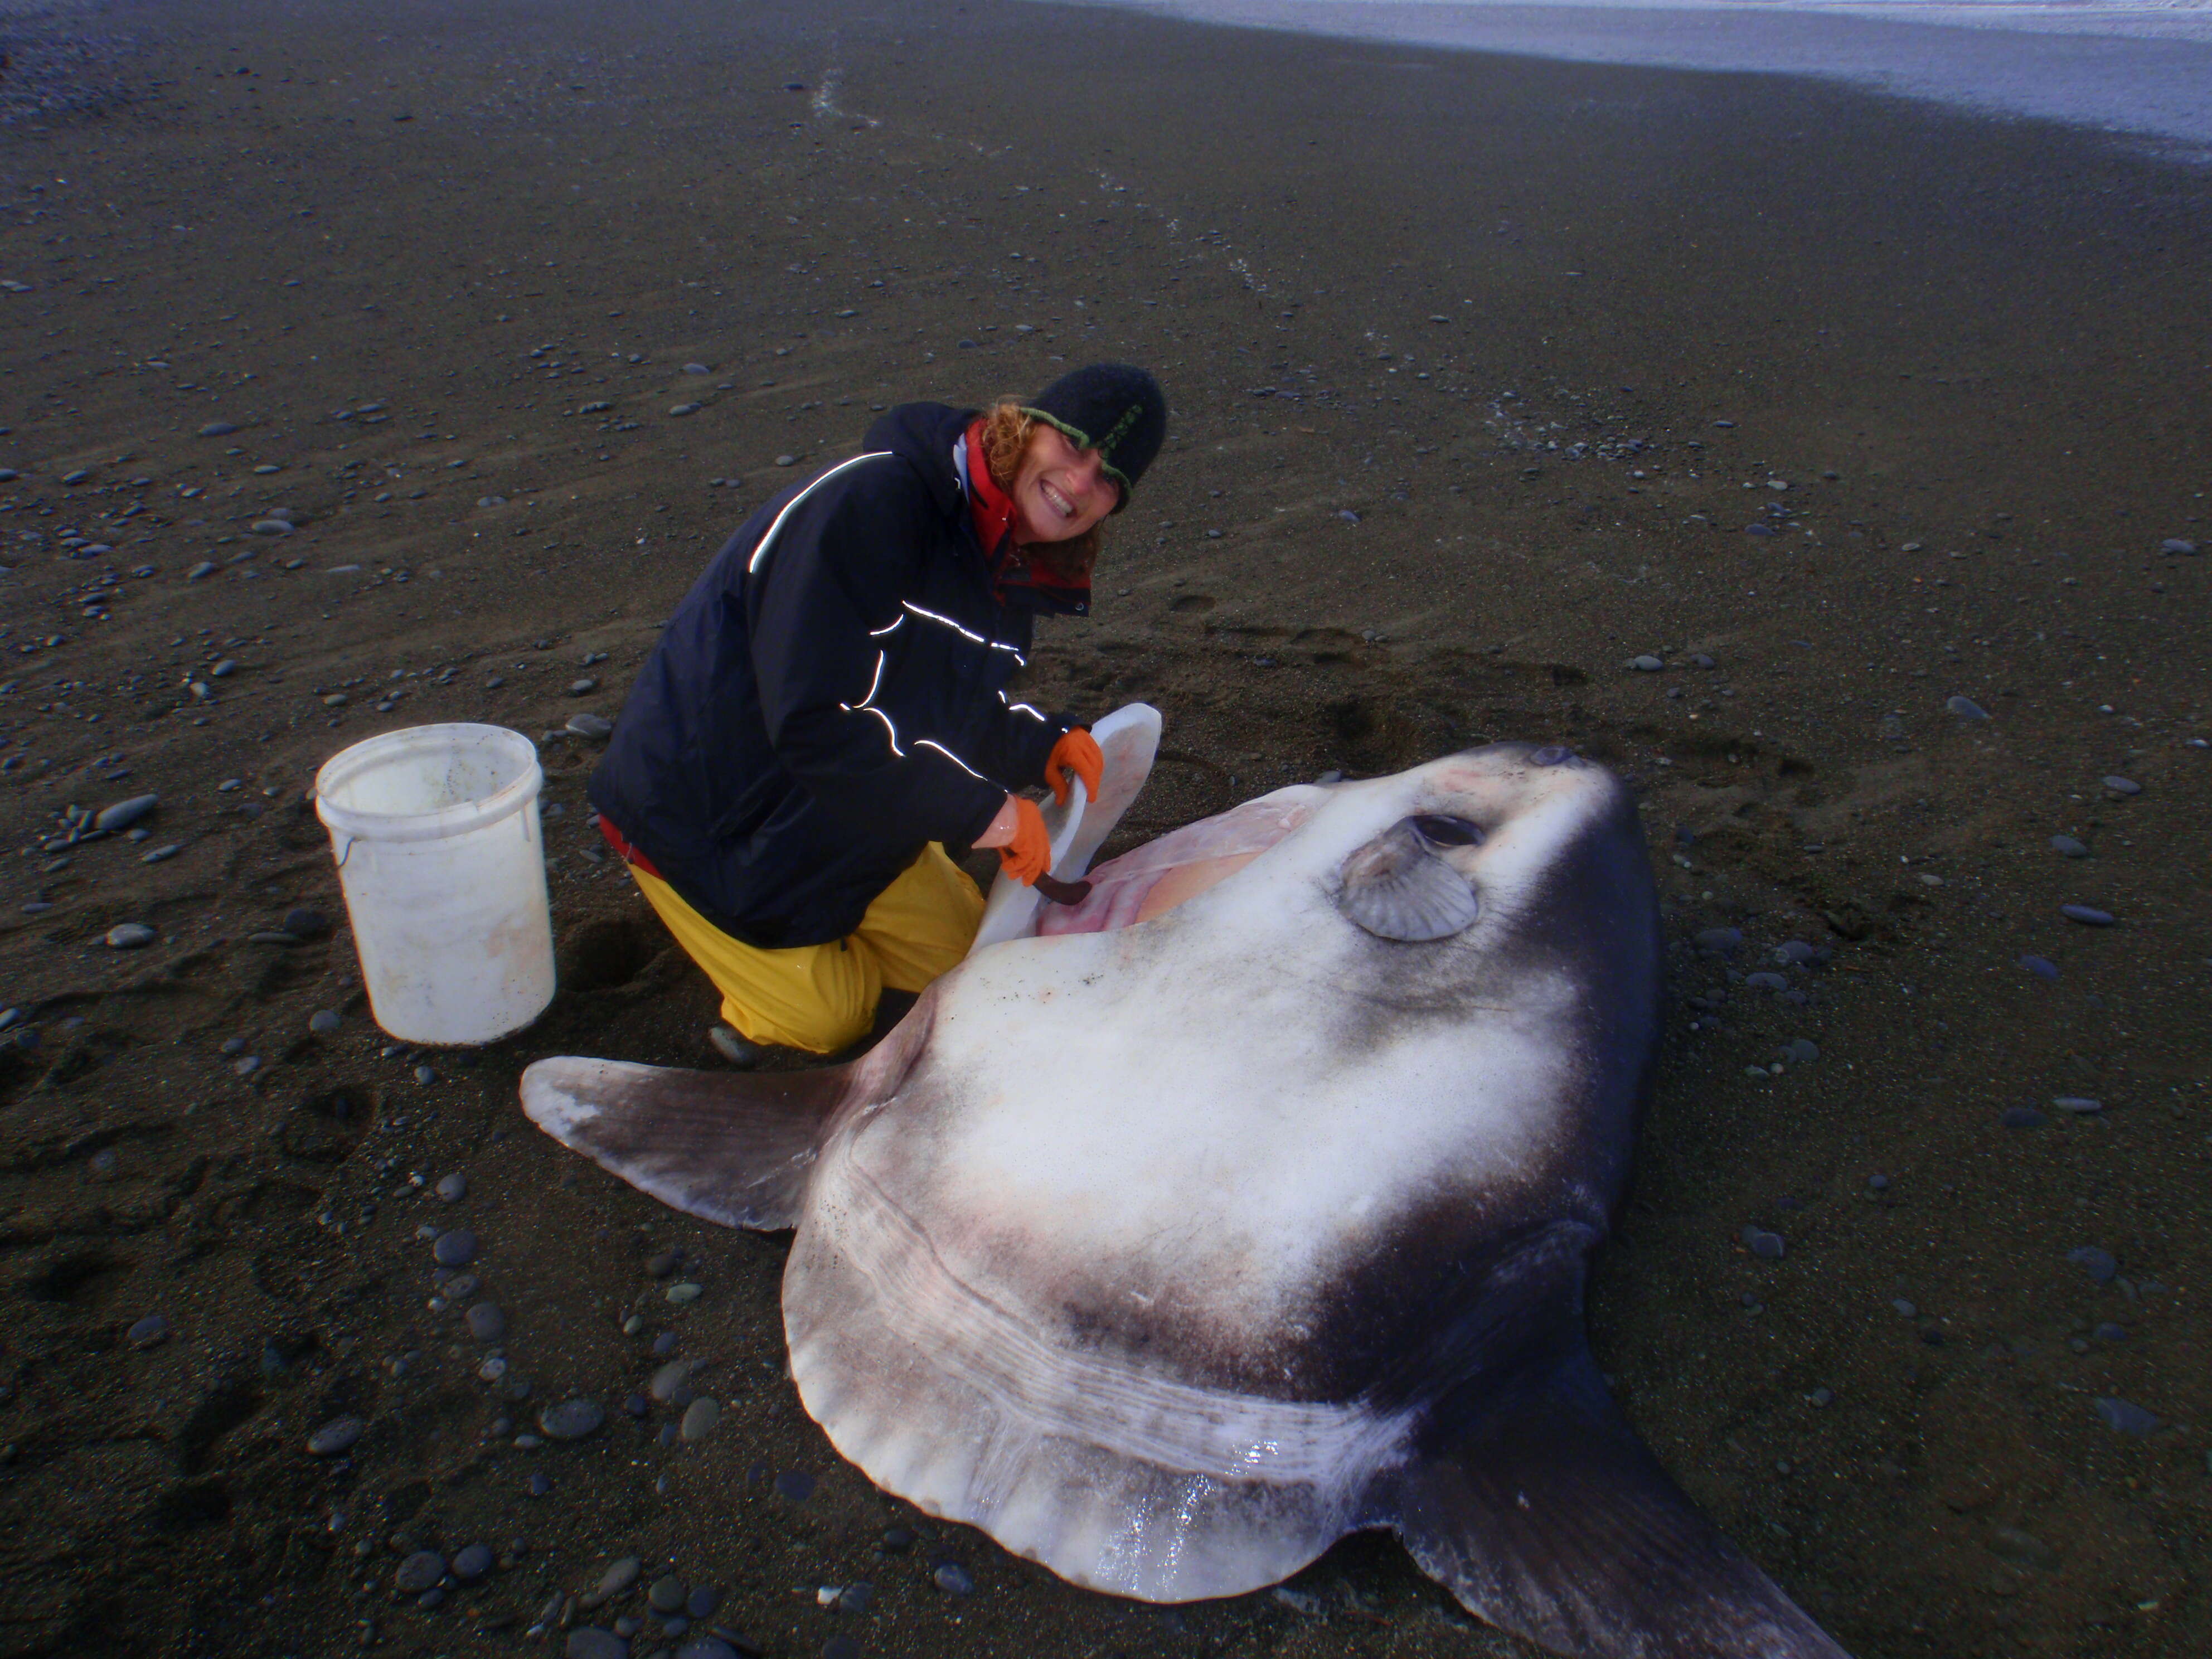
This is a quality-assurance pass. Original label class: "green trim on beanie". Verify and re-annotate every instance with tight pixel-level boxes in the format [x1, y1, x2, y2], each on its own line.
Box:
[1020, 406, 1135, 499]
[1022, 363, 1167, 513]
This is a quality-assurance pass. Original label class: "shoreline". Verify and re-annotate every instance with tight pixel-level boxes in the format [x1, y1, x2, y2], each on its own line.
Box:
[1046, 0, 2212, 153]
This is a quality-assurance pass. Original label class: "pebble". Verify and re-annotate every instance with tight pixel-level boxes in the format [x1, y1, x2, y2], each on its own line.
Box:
[680, 1397, 721, 1441]
[394, 1550, 446, 1594]
[436, 1172, 468, 1202]
[649, 1359, 698, 1403]
[2092, 1396, 2161, 1437]
[2067, 1246, 2118, 1283]
[567, 712, 614, 740]
[197, 420, 238, 437]
[284, 907, 333, 938]
[1944, 695, 1990, 720]
[94, 793, 158, 832]
[186, 560, 217, 581]
[140, 844, 181, 864]
[307, 1415, 365, 1456]
[2049, 835, 2089, 858]
[1891, 1298, 1919, 1319]
[1628, 654, 1663, 672]
[1694, 926, 1744, 955]
[649, 1575, 688, 1614]
[2101, 775, 2141, 796]
[2094, 1321, 2128, 1342]
[414, 1064, 437, 1086]
[1743, 971, 1788, 992]
[2017, 955, 2060, 980]
[249, 518, 294, 536]
[527, 1471, 553, 1496]
[584, 1556, 642, 1608]
[2162, 537, 2200, 556]
[466, 1303, 508, 1341]
[127, 1313, 171, 1348]
[309, 1009, 343, 1035]
[1782, 1038, 1820, 1064]
[433, 1229, 479, 1268]
[1742, 1226, 1786, 1260]
[687, 1586, 722, 1619]
[2051, 1095, 2103, 1114]
[2060, 904, 2114, 926]
[565, 1629, 628, 1659]
[105, 923, 157, 950]
[774, 1468, 815, 1502]
[448, 1542, 494, 1582]
[540, 1398, 606, 1440]
[570, 677, 598, 695]
[652, 1331, 680, 1358]
[837, 1582, 875, 1613]
[647, 1249, 682, 1279]
[932, 1561, 975, 1596]
[774, 454, 797, 467]
[666, 1281, 703, 1305]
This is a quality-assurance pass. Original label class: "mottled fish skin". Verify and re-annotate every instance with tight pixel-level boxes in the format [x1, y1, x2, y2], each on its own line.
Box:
[521, 741, 1851, 1658]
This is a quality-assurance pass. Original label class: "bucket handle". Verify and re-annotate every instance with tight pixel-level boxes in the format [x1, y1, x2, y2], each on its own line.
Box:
[332, 836, 356, 870]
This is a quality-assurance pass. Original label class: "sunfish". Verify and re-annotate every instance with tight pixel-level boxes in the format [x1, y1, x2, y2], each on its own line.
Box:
[522, 736, 1849, 1658]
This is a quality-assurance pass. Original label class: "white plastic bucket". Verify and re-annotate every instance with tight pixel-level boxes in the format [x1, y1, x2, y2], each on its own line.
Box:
[313, 724, 556, 1045]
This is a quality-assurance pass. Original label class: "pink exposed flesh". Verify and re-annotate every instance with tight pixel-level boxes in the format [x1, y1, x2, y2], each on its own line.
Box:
[1036, 795, 1316, 936]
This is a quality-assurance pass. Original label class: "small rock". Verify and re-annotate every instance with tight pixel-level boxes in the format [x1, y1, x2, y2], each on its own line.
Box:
[394, 1550, 446, 1594]
[649, 1575, 688, 1614]
[2101, 775, 2141, 796]
[309, 1010, 343, 1035]
[569, 677, 598, 696]
[2051, 1095, 2103, 1114]
[567, 712, 614, 741]
[2159, 537, 2199, 556]
[565, 1629, 629, 1659]
[2092, 1396, 2161, 1437]
[774, 454, 797, 467]
[1944, 695, 1990, 720]
[2017, 955, 2060, 980]
[466, 1303, 508, 1341]
[94, 793, 158, 832]
[2068, 1245, 2118, 1283]
[1628, 654, 1663, 672]
[774, 1468, 815, 1502]
[680, 1397, 721, 1442]
[435, 1172, 467, 1202]
[584, 1556, 642, 1609]
[540, 1398, 605, 1440]
[141, 844, 182, 864]
[1694, 926, 1744, 955]
[648, 1359, 697, 1403]
[249, 518, 294, 536]
[197, 420, 239, 437]
[1783, 1039, 1820, 1064]
[448, 1542, 494, 1582]
[647, 1249, 682, 1279]
[283, 907, 333, 939]
[686, 1585, 722, 1618]
[932, 1561, 975, 1596]
[527, 1471, 552, 1496]
[307, 1415, 365, 1456]
[186, 560, 216, 581]
[2049, 835, 2089, 858]
[105, 923, 157, 950]
[666, 1282, 703, 1305]
[2060, 904, 2114, 926]
[128, 1313, 171, 1348]
[1742, 1226, 1786, 1260]
[433, 1229, 478, 1268]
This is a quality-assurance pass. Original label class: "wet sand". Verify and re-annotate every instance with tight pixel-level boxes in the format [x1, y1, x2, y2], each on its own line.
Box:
[1, 0, 2208, 1654]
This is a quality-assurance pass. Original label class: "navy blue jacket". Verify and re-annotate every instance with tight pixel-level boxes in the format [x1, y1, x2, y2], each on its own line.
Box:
[588, 402, 1080, 949]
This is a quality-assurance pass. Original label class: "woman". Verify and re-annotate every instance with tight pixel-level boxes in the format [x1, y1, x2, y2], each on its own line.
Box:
[589, 363, 1168, 1065]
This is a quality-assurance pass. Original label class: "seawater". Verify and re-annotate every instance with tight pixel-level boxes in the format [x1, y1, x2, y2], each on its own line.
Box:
[1049, 0, 2212, 151]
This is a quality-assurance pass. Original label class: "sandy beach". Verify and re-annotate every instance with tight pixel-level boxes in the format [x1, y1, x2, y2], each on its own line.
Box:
[1, 0, 2208, 1653]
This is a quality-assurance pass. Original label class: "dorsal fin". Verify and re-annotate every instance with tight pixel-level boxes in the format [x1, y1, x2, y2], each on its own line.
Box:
[519, 996, 934, 1230]
[1381, 1230, 1850, 1658]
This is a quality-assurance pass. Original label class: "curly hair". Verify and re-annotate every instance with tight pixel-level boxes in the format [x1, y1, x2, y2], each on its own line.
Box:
[978, 397, 1103, 585]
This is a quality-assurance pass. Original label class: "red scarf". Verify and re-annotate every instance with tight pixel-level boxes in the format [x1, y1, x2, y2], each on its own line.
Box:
[962, 419, 1089, 607]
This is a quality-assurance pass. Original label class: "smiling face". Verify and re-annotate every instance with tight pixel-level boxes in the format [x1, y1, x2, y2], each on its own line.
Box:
[1008, 420, 1121, 545]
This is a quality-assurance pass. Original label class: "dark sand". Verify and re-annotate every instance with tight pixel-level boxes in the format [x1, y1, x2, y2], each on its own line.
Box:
[1, 1, 2208, 1654]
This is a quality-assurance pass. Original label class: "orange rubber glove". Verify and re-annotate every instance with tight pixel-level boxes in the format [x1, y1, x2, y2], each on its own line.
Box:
[1045, 727, 1104, 809]
[995, 796, 1052, 886]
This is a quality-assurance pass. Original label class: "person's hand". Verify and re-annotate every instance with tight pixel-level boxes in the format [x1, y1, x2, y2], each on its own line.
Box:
[1045, 727, 1104, 809]
[976, 794, 1052, 885]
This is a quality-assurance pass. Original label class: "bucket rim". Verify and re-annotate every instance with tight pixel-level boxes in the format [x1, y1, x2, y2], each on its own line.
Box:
[314, 722, 544, 846]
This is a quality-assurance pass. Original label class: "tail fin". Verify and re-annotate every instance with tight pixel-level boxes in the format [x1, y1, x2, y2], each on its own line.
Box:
[520, 1056, 856, 1230]
[1384, 1241, 1850, 1658]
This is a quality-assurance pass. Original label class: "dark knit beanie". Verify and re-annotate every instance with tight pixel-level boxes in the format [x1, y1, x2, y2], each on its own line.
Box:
[1023, 363, 1167, 512]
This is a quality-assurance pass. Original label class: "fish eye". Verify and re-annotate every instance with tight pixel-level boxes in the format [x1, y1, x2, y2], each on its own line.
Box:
[1409, 814, 1483, 848]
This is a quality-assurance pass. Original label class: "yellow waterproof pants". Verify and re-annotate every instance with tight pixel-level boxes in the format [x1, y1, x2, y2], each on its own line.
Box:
[625, 845, 984, 1055]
